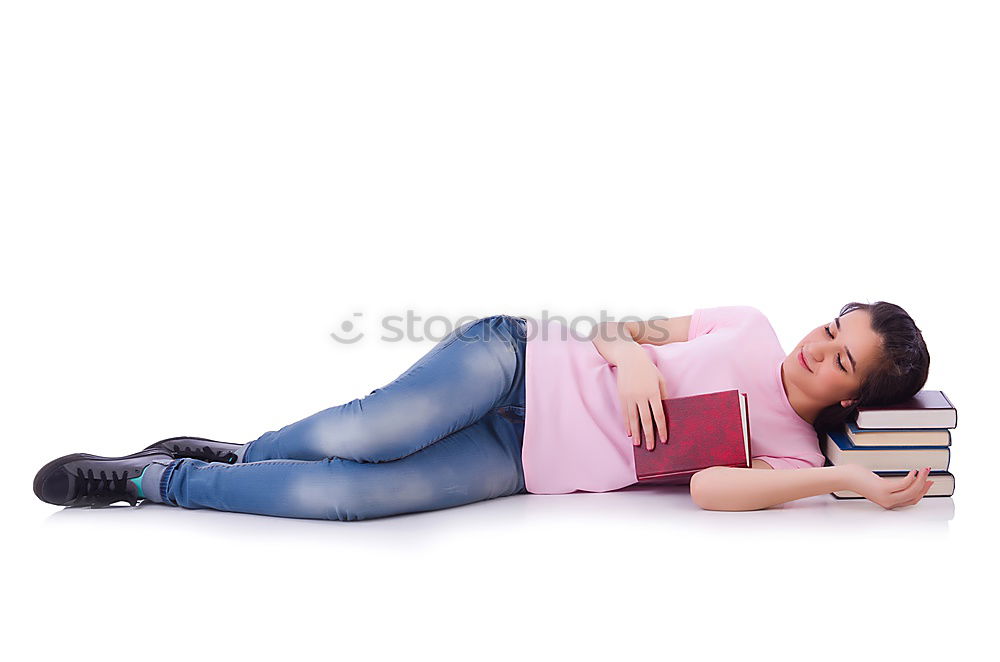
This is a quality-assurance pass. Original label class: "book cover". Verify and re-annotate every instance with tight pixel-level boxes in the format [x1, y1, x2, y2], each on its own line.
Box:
[633, 389, 751, 485]
[854, 390, 957, 429]
[845, 418, 951, 447]
[821, 424, 950, 471]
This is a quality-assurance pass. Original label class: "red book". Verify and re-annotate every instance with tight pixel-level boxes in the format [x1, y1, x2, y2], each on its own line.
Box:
[633, 389, 752, 486]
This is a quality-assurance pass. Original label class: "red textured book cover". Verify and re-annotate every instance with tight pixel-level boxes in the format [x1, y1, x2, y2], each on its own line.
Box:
[633, 389, 752, 485]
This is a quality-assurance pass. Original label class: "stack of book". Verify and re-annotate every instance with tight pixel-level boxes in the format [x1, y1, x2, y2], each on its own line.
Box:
[820, 390, 957, 499]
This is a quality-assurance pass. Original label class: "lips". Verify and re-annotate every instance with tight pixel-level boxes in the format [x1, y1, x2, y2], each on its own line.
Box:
[799, 348, 813, 373]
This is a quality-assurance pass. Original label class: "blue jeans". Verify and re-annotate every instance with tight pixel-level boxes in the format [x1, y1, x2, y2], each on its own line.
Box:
[156, 315, 529, 520]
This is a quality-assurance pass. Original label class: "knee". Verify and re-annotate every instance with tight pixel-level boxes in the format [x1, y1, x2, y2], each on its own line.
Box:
[302, 403, 378, 462]
[282, 460, 361, 520]
[306, 401, 441, 464]
[289, 460, 441, 521]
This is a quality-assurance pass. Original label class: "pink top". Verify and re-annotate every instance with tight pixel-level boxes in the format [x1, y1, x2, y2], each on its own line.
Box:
[521, 306, 826, 494]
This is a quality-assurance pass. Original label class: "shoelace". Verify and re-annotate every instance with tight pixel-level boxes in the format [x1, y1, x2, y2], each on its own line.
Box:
[168, 443, 237, 464]
[72, 468, 137, 508]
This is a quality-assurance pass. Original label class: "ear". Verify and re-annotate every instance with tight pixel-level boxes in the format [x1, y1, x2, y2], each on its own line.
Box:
[840, 399, 857, 408]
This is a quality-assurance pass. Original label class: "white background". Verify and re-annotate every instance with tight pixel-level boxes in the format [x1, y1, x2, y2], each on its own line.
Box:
[2, 1, 996, 660]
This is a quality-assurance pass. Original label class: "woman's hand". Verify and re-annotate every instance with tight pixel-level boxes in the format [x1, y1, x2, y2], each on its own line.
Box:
[844, 465, 935, 509]
[614, 352, 669, 450]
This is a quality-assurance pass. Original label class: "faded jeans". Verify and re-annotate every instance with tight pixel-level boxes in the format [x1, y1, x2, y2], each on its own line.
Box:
[156, 315, 528, 520]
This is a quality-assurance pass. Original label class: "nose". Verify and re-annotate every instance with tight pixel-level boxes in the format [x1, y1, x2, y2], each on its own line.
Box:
[804, 345, 823, 364]
[806, 338, 837, 364]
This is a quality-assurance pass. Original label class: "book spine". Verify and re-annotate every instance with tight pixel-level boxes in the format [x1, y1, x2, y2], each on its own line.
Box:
[742, 392, 752, 467]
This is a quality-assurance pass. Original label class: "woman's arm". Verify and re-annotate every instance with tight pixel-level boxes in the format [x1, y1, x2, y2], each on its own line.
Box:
[591, 316, 692, 364]
[690, 462, 935, 511]
[590, 316, 691, 449]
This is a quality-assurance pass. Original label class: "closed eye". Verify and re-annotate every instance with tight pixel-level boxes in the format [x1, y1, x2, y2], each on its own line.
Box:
[824, 325, 849, 373]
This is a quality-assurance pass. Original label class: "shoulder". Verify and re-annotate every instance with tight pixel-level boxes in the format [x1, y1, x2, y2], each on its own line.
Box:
[693, 305, 769, 330]
[731, 305, 768, 323]
[688, 305, 777, 342]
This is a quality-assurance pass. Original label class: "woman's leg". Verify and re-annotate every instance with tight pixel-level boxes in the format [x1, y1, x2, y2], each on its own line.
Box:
[153, 410, 527, 521]
[240, 315, 527, 464]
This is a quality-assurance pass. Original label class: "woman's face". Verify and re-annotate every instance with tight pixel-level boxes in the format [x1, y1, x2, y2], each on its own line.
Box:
[783, 308, 884, 408]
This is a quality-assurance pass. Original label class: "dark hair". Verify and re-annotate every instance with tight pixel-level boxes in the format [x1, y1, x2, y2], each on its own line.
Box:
[811, 301, 930, 436]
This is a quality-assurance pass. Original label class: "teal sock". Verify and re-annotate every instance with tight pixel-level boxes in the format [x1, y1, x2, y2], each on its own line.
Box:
[129, 475, 145, 498]
[132, 462, 168, 502]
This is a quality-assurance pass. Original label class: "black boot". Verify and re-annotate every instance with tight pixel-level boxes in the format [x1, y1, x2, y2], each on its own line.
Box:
[33, 449, 174, 508]
[144, 436, 242, 464]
